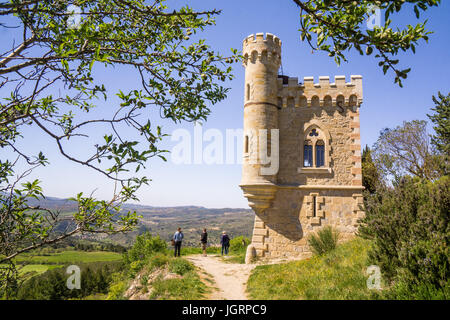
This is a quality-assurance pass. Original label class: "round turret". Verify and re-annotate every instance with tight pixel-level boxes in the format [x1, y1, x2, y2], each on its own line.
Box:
[240, 33, 281, 214]
[242, 33, 281, 105]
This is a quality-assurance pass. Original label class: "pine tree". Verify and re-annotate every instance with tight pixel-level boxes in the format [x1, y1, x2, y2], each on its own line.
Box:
[362, 145, 380, 194]
[427, 92, 449, 176]
[428, 92, 450, 155]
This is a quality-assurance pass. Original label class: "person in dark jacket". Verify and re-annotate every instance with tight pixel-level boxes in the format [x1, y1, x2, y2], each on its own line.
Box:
[173, 227, 184, 257]
[200, 228, 208, 257]
[220, 231, 230, 256]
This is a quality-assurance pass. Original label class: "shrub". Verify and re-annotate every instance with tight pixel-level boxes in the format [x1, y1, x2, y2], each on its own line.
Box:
[168, 258, 194, 276]
[123, 232, 167, 266]
[106, 273, 128, 300]
[308, 226, 339, 256]
[229, 236, 250, 253]
[360, 176, 449, 299]
[149, 253, 170, 270]
[128, 260, 144, 277]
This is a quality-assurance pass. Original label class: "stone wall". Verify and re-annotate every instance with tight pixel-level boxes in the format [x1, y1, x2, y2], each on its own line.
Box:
[251, 188, 364, 258]
[240, 33, 364, 260]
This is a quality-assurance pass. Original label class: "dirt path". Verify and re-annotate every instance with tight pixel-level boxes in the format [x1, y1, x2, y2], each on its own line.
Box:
[187, 254, 256, 300]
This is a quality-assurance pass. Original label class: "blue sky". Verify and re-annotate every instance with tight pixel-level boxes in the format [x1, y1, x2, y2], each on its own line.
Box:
[2, 1, 449, 208]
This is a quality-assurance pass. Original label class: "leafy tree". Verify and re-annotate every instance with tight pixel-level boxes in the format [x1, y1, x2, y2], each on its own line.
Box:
[229, 235, 250, 253]
[362, 145, 380, 194]
[372, 120, 441, 182]
[427, 91, 449, 174]
[292, 0, 441, 86]
[123, 232, 167, 266]
[0, 0, 237, 296]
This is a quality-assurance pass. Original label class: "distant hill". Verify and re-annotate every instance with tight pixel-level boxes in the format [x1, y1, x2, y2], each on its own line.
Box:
[26, 196, 78, 212]
[25, 196, 250, 215]
[26, 196, 254, 247]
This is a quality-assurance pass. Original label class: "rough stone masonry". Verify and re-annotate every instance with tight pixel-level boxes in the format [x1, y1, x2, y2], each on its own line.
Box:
[240, 33, 365, 260]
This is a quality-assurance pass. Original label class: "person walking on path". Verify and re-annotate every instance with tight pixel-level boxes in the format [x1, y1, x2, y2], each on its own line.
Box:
[200, 228, 208, 257]
[220, 231, 230, 256]
[173, 227, 184, 257]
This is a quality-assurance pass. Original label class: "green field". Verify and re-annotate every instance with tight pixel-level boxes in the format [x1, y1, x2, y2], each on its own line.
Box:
[18, 264, 62, 276]
[14, 251, 122, 265]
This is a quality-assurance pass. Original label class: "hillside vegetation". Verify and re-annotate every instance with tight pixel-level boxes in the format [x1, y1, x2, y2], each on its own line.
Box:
[21, 197, 255, 247]
[14, 250, 122, 265]
[247, 238, 381, 300]
[16, 261, 123, 300]
[107, 233, 210, 300]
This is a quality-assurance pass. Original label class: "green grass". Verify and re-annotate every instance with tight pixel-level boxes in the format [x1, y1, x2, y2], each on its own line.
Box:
[176, 245, 247, 264]
[220, 251, 246, 264]
[172, 246, 221, 256]
[246, 238, 383, 300]
[14, 250, 122, 265]
[168, 258, 194, 275]
[18, 264, 62, 276]
[79, 293, 108, 300]
[149, 268, 207, 300]
[0, 264, 62, 279]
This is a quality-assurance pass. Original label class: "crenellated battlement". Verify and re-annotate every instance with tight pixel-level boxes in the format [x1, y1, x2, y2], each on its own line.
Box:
[243, 32, 282, 48]
[276, 75, 363, 109]
[242, 33, 282, 66]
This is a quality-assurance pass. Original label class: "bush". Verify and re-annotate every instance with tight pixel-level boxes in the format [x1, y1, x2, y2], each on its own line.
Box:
[360, 176, 449, 299]
[149, 253, 170, 270]
[308, 226, 339, 256]
[385, 280, 450, 300]
[229, 236, 250, 253]
[123, 232, 167, 267]
[168, 258, 194, 276]
[106, 273, 128, 300]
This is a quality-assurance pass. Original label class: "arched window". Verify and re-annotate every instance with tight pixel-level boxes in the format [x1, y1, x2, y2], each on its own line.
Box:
[287, 97, 295, 108]
[349, 94, 357, 107]
[299, 96, 307, 108]
[250, 50, 258, 63]
[336, 95, 345, 112]
[324, 95, 332, 107]
[246, 84, 250, 101]
[299, 123, 331, 173]
[304, 141, 313, 167]
[315, 140, 325, 167]
[302, 126, 329, 169]
[311, 96, 320, 107]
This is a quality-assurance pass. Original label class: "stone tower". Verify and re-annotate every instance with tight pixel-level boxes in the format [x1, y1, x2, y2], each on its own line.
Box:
[241, 33, 365, 259]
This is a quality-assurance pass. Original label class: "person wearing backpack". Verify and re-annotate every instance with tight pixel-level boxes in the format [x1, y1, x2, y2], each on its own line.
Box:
[173, 227, 184, 257]
[200, 228, 208, 257]
[220, 231, 230, 256]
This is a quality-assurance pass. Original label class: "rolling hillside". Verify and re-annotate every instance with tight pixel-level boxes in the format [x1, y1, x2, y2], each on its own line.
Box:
[27, 196, 255, 246]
